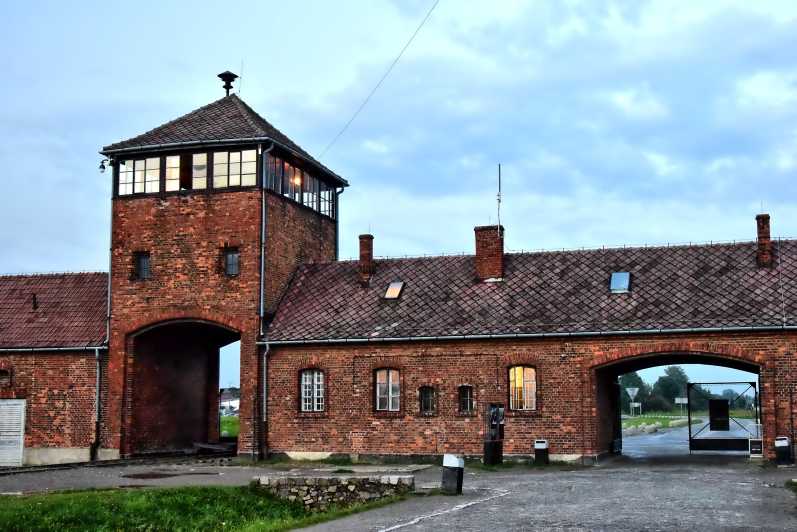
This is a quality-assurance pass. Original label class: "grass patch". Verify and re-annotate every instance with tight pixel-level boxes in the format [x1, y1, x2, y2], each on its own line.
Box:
[221, 416, 240, 438]
[0, 485, 404, 532]
[787, 480, 797, 493]
[622, 415, 702, 429]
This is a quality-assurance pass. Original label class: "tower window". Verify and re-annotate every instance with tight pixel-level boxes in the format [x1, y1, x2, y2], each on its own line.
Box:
[0, 369, 11, 387]
[134, 252, 151, 280]
[224, 248, 240, 276]
[118, 157, 160, 195]
[192, 153, 208, 190]
[213, 149, 256, 188]
[165, 155, 181, 192]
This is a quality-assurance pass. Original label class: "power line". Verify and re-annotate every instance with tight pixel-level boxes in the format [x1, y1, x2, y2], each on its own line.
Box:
[319, 0, 440, 158]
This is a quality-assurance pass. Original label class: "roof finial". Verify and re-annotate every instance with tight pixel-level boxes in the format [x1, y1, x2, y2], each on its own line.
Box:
[218, 71, 239, 96]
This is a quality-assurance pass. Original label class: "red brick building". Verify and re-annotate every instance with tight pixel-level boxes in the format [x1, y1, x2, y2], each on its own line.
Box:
[1, 78, 795, 465]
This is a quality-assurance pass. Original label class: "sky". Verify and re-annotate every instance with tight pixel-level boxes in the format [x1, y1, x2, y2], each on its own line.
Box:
[2, 1, 796, 387]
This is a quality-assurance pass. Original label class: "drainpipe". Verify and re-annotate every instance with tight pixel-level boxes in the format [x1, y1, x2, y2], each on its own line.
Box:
[259, 142, 275, 337]
[261, 342, 270, 458]
[91, 347, 102, 461]
[334, 187, 345, 260]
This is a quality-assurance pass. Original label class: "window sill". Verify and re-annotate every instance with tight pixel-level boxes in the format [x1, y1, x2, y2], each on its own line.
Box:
[455, 412, 477, 418]
[297, 411, 327, 419]
[506, 409, 540, 418]
[373, 410, 403, 418]
[415, 412, 438, 418]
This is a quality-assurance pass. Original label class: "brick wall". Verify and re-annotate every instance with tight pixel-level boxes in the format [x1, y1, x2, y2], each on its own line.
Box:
[0, 352, 96, 449]
[267, 331, 797, 460]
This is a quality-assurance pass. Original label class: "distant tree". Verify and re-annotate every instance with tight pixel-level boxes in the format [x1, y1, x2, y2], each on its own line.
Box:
[645, 394, 672, 413]
[653, 366, 689, 406]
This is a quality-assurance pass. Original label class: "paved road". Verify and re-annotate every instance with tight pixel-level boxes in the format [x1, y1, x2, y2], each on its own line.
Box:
[306, 458, 797, 531]
[623, 418, 757, 458]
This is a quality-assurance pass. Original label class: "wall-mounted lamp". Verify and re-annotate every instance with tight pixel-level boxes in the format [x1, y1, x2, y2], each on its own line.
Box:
[99, 158, 109, 173]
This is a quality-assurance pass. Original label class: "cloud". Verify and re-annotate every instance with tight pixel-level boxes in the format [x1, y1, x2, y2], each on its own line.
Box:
[604, 86, 670, 120]
[735, 70, 797, 114]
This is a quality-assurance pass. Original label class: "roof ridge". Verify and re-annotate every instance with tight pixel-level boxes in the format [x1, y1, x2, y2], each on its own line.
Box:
[0, 271, 107, 279]
[228, 94, 268, 137]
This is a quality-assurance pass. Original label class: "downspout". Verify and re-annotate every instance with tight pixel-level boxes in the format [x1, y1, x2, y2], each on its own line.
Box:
[335, 187, 345, 260]
[91, 347, 102, 461]
[262, 342, 270, 458]
[259, 142, 275, 337]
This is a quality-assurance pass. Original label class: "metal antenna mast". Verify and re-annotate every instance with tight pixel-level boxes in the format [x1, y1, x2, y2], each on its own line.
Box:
[497, 164, 502, 234]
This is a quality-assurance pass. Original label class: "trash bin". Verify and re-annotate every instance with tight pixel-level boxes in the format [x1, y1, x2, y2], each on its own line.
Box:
[483, 440, 503, 465]
[441, 454, 464, 495]
[775, 436, 792, 465]
[534, 440, 549, 465]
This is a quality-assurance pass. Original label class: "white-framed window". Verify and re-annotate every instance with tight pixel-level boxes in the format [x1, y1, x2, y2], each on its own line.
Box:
[119, 157, 160, 195]
[213, 149, 256, 188]
[300, 369, 324, 412]
[509, 366, 536, 410]
[165, 155, 180, 191]
[375, 368, 400, 411]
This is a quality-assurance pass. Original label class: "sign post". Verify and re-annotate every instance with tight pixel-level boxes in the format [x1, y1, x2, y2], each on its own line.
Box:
[675, 397, 687, 417]
[626, 387, 639, 416]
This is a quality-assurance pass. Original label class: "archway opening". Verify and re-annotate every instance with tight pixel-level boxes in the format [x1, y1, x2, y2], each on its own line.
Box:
[129, 321, 240, 455]
[595, 353, 760, 460]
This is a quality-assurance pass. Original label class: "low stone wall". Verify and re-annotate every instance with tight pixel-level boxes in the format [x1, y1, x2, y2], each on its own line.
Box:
[255, 475, 414, 511]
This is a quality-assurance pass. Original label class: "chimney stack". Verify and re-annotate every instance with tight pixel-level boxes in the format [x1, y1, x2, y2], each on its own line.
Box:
[756, 213, 773, 267]
[359, 234, 374, 285]
[474, 225, 504, 281]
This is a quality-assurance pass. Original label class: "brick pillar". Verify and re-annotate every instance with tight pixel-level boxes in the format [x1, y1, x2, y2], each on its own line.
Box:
[237, 328, 262, 459]
[757, 213, 773, 267]
[474, 225, 504, 281]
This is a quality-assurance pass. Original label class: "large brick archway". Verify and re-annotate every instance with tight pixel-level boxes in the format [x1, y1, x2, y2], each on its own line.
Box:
[587, 341, 767, 459]
[120, 317, 241, 456]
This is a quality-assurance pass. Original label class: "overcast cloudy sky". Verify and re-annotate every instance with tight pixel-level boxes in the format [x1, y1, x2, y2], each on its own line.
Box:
[2, 0, 793, 385]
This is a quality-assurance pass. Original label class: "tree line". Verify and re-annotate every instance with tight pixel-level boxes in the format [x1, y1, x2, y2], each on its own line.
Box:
[619, 366, 756, 413]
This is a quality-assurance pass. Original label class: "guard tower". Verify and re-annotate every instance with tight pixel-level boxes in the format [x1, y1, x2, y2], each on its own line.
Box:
[99, 73, 347, 459]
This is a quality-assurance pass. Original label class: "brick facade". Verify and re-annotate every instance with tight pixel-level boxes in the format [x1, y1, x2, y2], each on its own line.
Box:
[266, 332, 797, 461]
[0, 352, 98, 456]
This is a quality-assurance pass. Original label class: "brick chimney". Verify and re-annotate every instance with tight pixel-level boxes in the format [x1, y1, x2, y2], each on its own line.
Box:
[756, 213, 773, 267]
[474, 225, 504, 281]
[359, 234, 374, 285]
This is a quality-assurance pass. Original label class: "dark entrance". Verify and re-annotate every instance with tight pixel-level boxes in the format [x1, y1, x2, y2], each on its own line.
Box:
[129, 320, 240, 454]
[687, 381, 760, 452]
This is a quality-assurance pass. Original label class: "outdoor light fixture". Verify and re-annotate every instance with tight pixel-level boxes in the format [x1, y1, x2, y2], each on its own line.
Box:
[99, 158, 109, 173]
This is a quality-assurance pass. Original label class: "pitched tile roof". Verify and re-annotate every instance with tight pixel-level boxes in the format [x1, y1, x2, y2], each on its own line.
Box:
[102, 94, 347, 186]
[0, 272, 107, 349]
[267, 240, 797, 342]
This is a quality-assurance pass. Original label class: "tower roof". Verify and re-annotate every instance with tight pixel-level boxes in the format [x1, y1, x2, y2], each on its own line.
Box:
[101, 94, 347, 186]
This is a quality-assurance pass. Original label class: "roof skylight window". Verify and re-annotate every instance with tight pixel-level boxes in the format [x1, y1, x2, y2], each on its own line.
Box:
[610, 272, 631, 293]
[384, 281, 404, 299]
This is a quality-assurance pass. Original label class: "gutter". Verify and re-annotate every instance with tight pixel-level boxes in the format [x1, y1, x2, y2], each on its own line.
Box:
[257, 324, 797, 346]
[100, 137, 349, 187]
[91, 347, 102, 461]
[0, 346, 108, 352]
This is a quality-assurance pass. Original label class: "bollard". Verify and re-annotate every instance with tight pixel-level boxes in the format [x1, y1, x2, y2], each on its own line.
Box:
[441, 454, 464, 495]
[534, 440, 549, 465]
[775, 436, 792, 465]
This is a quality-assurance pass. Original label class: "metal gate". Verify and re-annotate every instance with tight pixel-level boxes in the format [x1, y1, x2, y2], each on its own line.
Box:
[688, 382, 759, 452]
[0, 399, 26, 466]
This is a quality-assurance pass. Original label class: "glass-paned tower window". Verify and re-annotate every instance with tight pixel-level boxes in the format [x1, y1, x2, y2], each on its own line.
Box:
[300, 369, 325, 412]
[118, 160, 134, 195]
[375, 369, 400, 411]
[165, 155, 180, 192]
[508, 366, 536, 410]
[224, 247, 239, 276]
[213, 149, 256, 188]
[192, 153, 207, 190]
[119, 158, 159, 195]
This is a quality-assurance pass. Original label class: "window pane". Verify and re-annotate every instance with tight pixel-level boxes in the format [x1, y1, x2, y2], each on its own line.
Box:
[241, 173, 257, 187]
[214, 151, 228, 164]
[241, 161, 256, 176]
[192, 153, 207, 177]
[230, 151, 241, 163]
[242, 149, 256, 162]
[193, 177, 207, 190]
[389, 370, 400, 411]
[165, 157, 180, 191]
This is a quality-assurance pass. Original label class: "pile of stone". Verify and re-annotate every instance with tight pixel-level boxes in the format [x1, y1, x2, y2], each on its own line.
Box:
[255, 475, 414, 511]
[622, 422, 662, 437]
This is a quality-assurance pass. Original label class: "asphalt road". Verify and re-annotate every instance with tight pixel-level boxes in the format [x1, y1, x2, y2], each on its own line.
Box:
[623, 418, 758, 458]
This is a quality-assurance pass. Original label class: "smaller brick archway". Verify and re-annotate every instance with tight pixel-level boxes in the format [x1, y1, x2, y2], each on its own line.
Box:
[124, 319, 240, 455]
[590, 349, 761, 459]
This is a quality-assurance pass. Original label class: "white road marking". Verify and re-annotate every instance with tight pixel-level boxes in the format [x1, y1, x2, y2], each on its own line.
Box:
[379, 488, 511, 531]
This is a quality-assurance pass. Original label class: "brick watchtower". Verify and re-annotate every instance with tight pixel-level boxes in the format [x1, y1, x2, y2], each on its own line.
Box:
[99, 74, 347, 459]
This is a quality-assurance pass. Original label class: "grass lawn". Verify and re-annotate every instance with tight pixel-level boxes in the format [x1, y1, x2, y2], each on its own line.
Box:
[221, 415, 240, 437]
[0, 485, 402, 532]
